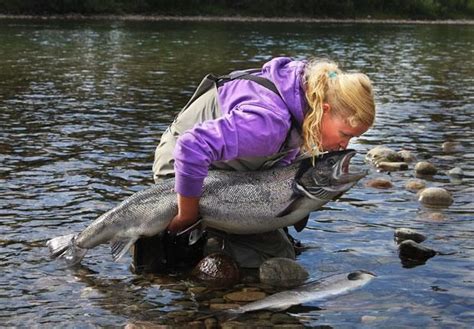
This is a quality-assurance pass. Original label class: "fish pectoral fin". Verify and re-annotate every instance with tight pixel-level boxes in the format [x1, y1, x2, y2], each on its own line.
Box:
[110, 237, 137, 262]
[276, 196, 304, 218]
[293, 215, 309, 232]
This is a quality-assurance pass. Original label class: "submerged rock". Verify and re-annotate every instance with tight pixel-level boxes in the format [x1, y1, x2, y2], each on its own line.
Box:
[448, 167, 464, 178]
[377, 161, 409, 171]
[366, 146, 404, 164]
[415, 161, 437, 176]
[397, 150, 416, 163]
[224, 290, 266, 302]
[365, 178, 393, 189]
[418, 187, 453, 207]
[398, 240, 436, 266]
[442, 141, 462, 153]
[259, 258, 309, 288]
[192, 253, 240, 287]
[405, 179, 426, 192]
[394, 228, 427, 244]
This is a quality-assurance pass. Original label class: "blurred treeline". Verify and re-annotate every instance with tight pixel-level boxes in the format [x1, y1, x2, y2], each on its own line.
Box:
[1, 0, 473, 19]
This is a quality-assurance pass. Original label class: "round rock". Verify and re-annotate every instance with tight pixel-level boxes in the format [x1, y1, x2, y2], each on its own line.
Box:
[366, 146, 403, 164]
[192, 253, 240, 287]
[394, 228, 427, 244]
[259, 258, 309, 288]
[405, 179, 426, 192]
[377, 161, 408, 171]
[398, 150, 416, 163]
[418, 187, 453, 207]
[415, 161, 437, 176]
[448, 167, 464, 178]
[365, 178, 393, 189]
[442, 141, 462, 153]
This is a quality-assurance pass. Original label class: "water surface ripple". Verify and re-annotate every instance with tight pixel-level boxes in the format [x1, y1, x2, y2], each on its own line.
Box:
[0, 20, 473, 327]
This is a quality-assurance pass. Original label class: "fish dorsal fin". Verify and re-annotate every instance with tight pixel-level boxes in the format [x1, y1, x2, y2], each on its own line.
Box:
[110, 238, 137, 262]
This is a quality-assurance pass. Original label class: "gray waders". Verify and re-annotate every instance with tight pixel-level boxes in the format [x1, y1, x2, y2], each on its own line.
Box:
[132, 70, 300, 273]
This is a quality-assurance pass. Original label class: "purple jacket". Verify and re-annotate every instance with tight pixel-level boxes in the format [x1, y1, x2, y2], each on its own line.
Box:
[173, 57, 307, 197]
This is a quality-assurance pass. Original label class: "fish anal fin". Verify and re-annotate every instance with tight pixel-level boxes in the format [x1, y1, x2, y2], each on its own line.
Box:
[110, 237, 137, 262]
[276, 196, 304, 218]
[293, 215, 309, 232]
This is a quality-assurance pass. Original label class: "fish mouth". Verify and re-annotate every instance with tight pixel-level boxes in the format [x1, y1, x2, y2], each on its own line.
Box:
[334, 150, 368, 186]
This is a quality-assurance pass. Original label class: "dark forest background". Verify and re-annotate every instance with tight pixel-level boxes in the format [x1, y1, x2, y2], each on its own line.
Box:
[1, 0, 473, 19]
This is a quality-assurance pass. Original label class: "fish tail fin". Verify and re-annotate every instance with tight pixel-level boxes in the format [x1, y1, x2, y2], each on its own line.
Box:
[110, 238, 137, 262]
[46, 234, 87, 266]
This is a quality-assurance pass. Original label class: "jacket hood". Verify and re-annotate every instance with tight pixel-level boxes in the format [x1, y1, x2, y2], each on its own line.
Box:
[261, 57, 307, 126]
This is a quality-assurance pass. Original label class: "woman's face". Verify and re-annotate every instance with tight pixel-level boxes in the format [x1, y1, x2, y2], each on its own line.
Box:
[319, 104, 369, 152]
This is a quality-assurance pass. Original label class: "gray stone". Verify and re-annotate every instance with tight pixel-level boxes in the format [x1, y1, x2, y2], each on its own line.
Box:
[415, 161, 437, 176]
[448, 167, 464, 178]
[366, 146, 403, 164]
[442, 141, 462, 153]
[398, 150, 416, 163]
[418, 187, 453, 207]
[259, 258, 309, 288]
[394, 228, 427, 244]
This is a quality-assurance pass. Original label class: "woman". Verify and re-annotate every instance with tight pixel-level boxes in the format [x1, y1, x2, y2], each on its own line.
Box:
[138, 57, 375, 271]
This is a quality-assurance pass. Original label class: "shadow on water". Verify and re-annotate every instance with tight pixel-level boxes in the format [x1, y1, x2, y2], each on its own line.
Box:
[0, 19, 473, 327]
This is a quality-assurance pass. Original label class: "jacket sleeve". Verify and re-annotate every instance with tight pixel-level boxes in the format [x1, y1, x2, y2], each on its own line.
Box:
[173, 104, 291, 197]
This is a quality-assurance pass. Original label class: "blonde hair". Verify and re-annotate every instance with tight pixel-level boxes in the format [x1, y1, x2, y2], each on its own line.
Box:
[302, 58, 375, 156]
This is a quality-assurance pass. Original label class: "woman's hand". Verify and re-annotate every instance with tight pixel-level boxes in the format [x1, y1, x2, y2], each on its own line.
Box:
[167, 193, 200, 234]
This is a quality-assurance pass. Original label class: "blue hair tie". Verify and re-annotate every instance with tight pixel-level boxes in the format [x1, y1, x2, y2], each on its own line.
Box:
[328, 71, 337, 79]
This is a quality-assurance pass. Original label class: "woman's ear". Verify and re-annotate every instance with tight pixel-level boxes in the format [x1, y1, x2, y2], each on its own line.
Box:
[322, 103, 331, 113]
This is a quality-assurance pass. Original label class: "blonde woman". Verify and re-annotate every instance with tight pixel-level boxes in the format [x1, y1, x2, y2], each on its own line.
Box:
[135, 57, 375, 272]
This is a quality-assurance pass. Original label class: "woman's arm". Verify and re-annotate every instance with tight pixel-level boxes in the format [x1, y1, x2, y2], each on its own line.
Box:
[167, 194, 200, 234]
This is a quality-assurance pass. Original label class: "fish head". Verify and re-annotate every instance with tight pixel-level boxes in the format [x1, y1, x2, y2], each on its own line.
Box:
[297, 149, 367, 199]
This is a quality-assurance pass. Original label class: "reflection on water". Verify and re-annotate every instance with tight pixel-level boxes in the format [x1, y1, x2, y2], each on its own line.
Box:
[0, 19, 473, 327]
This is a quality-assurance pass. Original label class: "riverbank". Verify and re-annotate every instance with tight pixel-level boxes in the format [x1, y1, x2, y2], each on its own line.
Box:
[1, 14, 473, 25]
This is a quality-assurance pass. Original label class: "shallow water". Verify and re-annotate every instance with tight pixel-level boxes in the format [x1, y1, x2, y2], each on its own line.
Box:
[0, 19, 473, 328]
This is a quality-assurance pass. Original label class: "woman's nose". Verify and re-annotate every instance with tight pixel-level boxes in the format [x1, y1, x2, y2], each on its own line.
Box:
[339, 140, 349, 150]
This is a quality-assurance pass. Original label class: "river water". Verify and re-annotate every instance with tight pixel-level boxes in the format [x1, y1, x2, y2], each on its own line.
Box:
[0, 19, 473, 328]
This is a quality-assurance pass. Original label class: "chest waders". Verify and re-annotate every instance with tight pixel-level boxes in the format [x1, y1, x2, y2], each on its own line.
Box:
[133, 70, 300, 274]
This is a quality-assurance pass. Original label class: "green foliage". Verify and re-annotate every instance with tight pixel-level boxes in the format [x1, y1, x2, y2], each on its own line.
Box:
[0, 0, 473, 18]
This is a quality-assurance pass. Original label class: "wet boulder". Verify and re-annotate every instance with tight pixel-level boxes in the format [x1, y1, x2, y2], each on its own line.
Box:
[397, 150, 416, 163]
[259, 258, 309, 288]
[442, 141, 463, 153]
[415, 161, 437, 176]
[377, 161, 408, 171]
[394, 228, 427, 244]
[366, 146, 404, 165]
[192, 253, 240, 287]
[418, 187, 453, 207]
[365, 178, 393, 189]
[398, 240, 436, 267]
[405, 179, 426, 192]
[448, 167, 464, 179]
